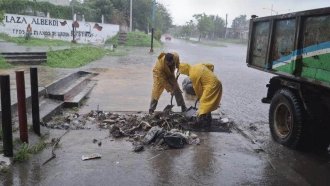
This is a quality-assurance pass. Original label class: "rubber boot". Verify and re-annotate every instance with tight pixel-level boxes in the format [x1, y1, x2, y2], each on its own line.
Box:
[173, 90, 187, 112]
[206, 113, 212, 123]
[149, 99, 158, 114]
[197, 113, 211, 128]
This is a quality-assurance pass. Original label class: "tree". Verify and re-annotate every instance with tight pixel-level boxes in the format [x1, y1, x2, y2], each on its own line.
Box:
[132, 0, 153, 33]
[154, 3, 172, 34]
[0, 0, 173, 35]
[179, 20, 196, 38]
[193, 13, 213, 41]
[129, 0, 172, 34]
[110, 0, 129, 25]
[0, 10, 4, 23]
[0, 0, 4, 22]
[231, 15, 249, 39]
[211, 15, 225, 39]
[84, 0, 115, 23]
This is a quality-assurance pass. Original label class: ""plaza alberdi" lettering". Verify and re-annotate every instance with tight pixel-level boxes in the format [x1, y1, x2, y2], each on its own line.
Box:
[5, 15, 59, 26]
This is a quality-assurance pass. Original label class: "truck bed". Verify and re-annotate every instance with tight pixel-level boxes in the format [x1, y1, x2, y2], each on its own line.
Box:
[246, 7, 330, 89]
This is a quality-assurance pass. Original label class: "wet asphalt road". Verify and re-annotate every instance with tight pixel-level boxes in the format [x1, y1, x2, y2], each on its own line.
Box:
[1, 38, 330, 185]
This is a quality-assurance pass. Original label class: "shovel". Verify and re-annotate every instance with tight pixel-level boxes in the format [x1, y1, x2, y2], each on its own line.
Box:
[163, 73, 180, 113]
[184, 99, 199, 119]
[163, 94, 175, 113]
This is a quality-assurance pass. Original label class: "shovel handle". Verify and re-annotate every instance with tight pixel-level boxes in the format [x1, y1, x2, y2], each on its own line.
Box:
[194, 99, 199, 108]
[170, 72, 180, 106]
[170, 94, 174, 106]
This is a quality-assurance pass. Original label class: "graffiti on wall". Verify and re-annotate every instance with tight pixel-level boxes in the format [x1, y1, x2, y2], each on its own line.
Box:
[0, 14, 119, 44]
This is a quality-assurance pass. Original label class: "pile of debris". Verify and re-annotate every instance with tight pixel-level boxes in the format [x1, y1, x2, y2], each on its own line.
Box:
[89, 110, 201, 151]
[43, 110, 232, 151]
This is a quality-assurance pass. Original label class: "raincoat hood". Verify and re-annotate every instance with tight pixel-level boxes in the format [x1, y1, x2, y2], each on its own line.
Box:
[158, 52, 166, 60]
[179, 63, 191, 76]
[172, 52, 180, 68]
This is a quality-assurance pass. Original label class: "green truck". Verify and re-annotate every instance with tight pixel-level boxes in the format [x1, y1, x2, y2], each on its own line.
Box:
[247, 7, 330, 150]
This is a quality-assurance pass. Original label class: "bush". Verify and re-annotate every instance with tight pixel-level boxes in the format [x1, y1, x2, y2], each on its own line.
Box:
[105, 31, 161, 47]
[0, 55, 12, 69]
[47, 46, 106, 68]
[154, 30, 162, 41]
[105, 34, 119, 47]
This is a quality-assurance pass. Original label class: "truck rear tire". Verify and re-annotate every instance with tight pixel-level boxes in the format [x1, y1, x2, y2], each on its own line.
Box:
[269, 89, 305, 148]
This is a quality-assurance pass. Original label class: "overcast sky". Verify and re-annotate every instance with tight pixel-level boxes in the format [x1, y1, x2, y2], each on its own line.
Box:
[156, 0, 330, 27]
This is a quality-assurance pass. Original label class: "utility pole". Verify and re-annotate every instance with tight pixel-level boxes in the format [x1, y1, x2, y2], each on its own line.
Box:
[130, 0, 132, 32]
[71, 2, 74, 20]
[263, 4, 279, 15]
[150, 0, 156, 53]
[270, 4, 274, 15]
[225, 14, 228, 39]
[33, 0, 37, 16]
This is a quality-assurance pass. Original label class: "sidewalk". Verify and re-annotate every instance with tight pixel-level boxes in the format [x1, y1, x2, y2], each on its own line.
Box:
[0, 39, 77, 108]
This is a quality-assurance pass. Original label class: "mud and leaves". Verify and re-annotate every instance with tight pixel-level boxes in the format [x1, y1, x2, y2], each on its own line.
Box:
[43, 110, 233, 151]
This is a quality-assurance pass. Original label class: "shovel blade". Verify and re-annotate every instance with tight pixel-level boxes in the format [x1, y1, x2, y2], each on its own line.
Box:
[184, 106, 197, 119]
[163, 104, 174, 112]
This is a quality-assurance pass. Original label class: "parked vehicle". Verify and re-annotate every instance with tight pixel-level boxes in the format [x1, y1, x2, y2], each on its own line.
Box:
[246, 7, 330, 150]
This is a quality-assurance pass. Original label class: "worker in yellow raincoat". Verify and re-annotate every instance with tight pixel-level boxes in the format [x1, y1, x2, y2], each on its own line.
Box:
[179, 63, 222, 127]
[149, 52, 187, 114]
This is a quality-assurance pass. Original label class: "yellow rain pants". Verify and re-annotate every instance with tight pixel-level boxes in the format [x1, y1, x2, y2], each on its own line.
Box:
[179, 63, 222, 115]
[151, 52, 180, 100]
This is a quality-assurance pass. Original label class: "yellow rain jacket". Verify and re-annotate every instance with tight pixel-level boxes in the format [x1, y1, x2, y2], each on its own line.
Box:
[151, 52, 180, 100]
[179, 63, 222, 115]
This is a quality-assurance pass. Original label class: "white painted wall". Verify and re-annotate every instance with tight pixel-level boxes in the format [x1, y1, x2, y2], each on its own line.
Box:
[30, 0, 71, 7]
[0, 14, 119, 44]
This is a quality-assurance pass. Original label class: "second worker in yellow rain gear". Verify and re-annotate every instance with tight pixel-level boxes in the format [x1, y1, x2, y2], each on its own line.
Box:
[149, 52, 187, 114]
[179, 63, 222, 127]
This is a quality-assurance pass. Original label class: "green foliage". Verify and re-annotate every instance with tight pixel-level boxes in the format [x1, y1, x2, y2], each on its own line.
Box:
[0, 0, 4, 22]
[13, 141, 48, 162]
[173, 13, 226, 40]
[47, 46, 106, 68]
[152, 3, 172, 34]
[28, 141, 47, 154]
[170, 20, 196, 39]
[0, 10, 4, 23]
[105, 34, 118, 46]
[14, 143, 30, 162]
[231, 15, 248, 29]
[154, 30, 161, 41]
[231, 15, 249, 39]
[0, 0, 172, 36]
[124, 31, 161, 47]
[211, 15, 226, 38]
[85, 0, 115, 23]
[106, 31, 161, 47]
[194, 13, 214, 41]
[0, 0, 98, 22]
[0, 55, 12, 69]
